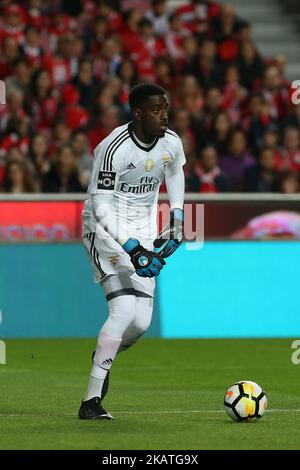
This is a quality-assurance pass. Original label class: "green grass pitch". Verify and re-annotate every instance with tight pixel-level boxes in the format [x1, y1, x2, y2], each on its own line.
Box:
[0, 338, 300, 450]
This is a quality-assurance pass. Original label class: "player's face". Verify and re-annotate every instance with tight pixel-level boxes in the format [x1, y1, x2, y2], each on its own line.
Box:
[140, 94, 169, 138]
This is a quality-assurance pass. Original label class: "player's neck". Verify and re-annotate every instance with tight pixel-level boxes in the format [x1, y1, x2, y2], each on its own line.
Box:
[132, 122, 156, 145]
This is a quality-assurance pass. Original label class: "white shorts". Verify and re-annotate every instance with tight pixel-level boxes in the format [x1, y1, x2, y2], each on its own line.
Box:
[83, 231, 155, 297]
[101, 272, 155, 300]
[83, 231, 134, 280]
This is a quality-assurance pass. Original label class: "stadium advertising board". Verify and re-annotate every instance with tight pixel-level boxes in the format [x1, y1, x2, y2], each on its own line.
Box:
[2, 200, 300, 241]
[0, 202, 82, 241]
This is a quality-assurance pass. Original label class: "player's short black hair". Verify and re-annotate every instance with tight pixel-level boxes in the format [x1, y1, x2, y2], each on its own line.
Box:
[129, 82, 166, 110]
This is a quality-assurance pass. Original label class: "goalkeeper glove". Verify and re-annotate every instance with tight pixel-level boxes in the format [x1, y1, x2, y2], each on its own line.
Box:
[153, 208, 183, 258]
[123, 238, 166, 277]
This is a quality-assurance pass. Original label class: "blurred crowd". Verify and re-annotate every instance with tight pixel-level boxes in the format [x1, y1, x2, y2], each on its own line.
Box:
[0, 0, 299, 194]
[283, 1, 300, 14]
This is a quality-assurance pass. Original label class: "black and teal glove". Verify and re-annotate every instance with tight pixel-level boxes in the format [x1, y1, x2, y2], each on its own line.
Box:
[123, 238, 166, 277]
[153, 208, 183, 258]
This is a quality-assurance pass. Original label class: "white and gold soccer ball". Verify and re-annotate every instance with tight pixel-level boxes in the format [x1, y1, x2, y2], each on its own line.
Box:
[224, 380, 268, 421]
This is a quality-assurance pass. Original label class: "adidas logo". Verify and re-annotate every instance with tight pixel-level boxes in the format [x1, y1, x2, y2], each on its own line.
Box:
[127, 163, 136, 170]
[101, 358, 113, 368]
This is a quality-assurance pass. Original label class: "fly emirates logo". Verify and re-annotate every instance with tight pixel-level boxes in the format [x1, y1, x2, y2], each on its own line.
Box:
[120, 176, 160, 194]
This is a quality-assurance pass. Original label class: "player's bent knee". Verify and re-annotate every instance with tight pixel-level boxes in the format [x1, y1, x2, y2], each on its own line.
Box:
[132, 297, 153, 335]
[132, 316, 152, 336]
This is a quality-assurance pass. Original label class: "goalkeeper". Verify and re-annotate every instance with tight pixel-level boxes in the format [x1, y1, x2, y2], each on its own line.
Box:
[79, 83, 185, 420]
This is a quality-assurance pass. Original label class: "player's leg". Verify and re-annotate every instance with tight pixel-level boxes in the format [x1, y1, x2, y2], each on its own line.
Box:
[86, 298, 149, 406]
[118, 296, 154, 353]
[85, 291, 136, 398]
[79, 274, 138, 419]
[118, 274, 155, 353]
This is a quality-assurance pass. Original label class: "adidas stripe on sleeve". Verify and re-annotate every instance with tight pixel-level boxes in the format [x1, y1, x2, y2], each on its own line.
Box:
[88, 125, 130, 194]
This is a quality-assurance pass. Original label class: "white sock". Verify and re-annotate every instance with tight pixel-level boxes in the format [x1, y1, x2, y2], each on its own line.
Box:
[84, 332, 122, 401]
[84, 375, 106, 401]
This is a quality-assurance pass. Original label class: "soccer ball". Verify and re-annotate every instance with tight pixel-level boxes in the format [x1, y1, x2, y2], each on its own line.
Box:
[224, 380, 267, 421]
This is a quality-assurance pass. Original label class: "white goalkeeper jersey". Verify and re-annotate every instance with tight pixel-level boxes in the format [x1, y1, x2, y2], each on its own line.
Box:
[82, 121, 186, 244]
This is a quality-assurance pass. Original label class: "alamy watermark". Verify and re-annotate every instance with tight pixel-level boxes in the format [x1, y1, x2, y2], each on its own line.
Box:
[0, 80, 6, 105]
[0, 307, 5, 364]
[291, 340, 300, 365]
[291, 81, 300, 105]
[94, 202, 204, 250]
[0, 340, 6, 365]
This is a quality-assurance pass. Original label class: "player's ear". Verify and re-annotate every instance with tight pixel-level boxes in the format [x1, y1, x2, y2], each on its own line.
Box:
[133, 107, 142, 121]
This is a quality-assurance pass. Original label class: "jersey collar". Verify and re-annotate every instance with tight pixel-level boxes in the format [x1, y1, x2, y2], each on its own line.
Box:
[128, 122, 159, 152]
